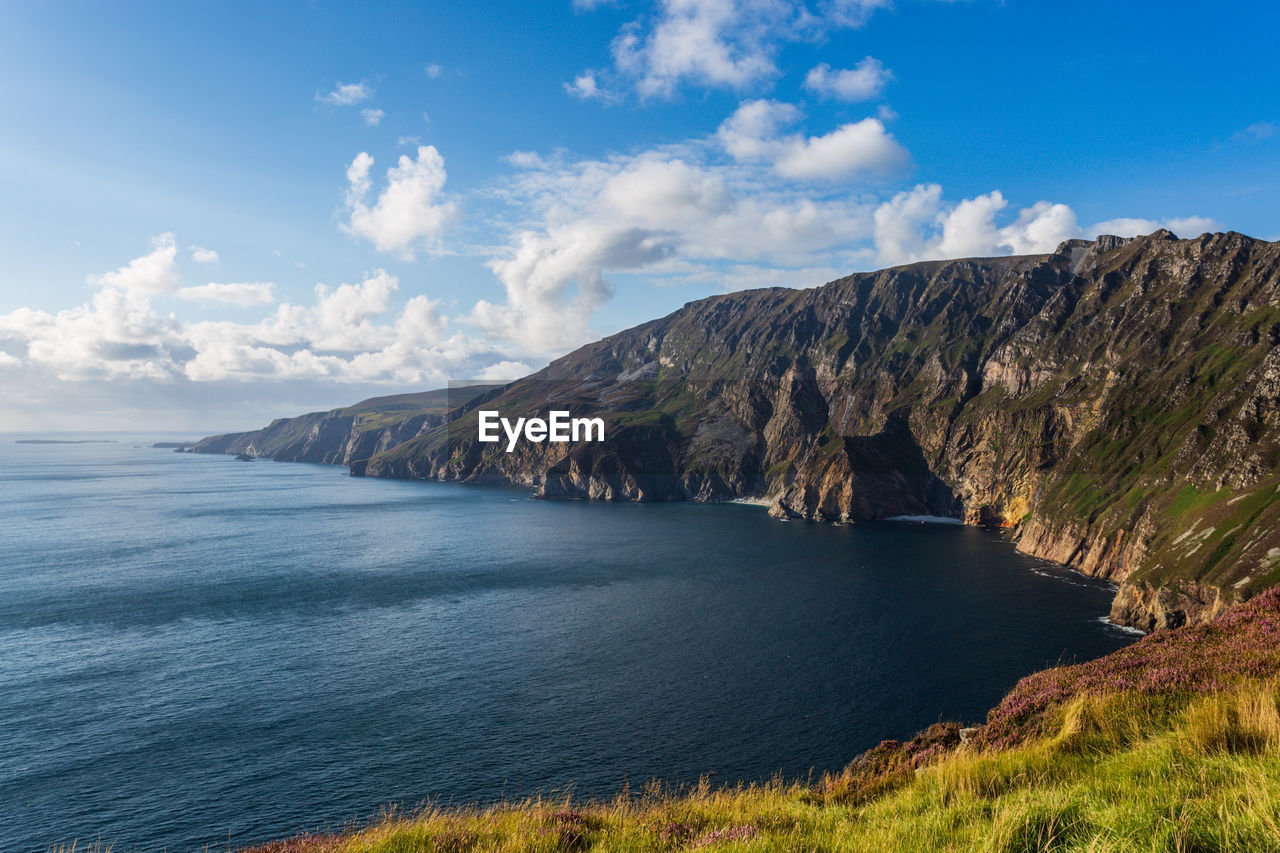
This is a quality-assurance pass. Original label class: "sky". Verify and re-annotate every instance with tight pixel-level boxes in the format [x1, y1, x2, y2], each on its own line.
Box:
[0, 0, 1277, 431]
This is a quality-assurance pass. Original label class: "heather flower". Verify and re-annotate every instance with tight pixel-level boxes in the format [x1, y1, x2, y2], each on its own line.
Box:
[692, 824, 760, 847]
[978, 589, 1280, 747]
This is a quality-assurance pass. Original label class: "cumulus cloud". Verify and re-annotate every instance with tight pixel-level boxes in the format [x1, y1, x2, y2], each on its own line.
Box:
[873, 186, 1085, 264]
[716, 99, 803, 160]
[803, 58, 891, 101]
[717, 100, 908, 180]
[361, 108, 386, 126]
[177, 282, 276, 306]
[0, 236, 537, 410]
[486, 121, 1196, 352]
[87, 232, 181, 294]
[342, 146, 456, 258]
[871, 183, 943, 265]
[317, 82, 372, 106]
[822, 0, 894, 27]
[578, 0, 917, 99]
[476, 120, 1220, 358]
[424, 63, 444, 78]
[476, 360, 535, 381]
[0, 260, 505, 390]
[565, 72, 613, 101]
[189, 246, 220, 265]
[611, 0, 780, 98]
[1090, 216, 1219, 239]
[773, 118, 908, 179]
[870, 184, 1217, 266]
[474, 149, 878, 352]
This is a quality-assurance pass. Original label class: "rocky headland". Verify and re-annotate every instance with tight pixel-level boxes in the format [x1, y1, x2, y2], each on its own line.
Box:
[195, 231, 1280, 632]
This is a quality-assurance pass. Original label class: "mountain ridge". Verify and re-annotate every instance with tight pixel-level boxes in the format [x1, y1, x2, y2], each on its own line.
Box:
[194, 230, 1280, 632]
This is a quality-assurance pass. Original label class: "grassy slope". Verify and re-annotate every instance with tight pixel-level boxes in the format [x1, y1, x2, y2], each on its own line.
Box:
[213, 592, 1280, 853]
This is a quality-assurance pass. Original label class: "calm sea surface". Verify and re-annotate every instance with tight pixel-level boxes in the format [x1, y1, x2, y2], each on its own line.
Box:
[0, 435, 1137, 852]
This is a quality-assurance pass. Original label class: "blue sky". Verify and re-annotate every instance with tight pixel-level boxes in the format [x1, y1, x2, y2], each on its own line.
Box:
[0, 0, 1277, 430]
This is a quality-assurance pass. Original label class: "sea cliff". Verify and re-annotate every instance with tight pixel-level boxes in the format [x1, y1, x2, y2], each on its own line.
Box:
[197, 231, 1280, 631]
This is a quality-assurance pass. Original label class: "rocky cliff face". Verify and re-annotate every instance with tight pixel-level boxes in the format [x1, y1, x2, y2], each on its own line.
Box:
[201, 232, 1280, 631]
[191, 388, 490, 466]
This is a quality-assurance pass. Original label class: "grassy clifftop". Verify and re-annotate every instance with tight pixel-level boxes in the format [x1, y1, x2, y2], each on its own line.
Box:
[217, 592, 1280, 853]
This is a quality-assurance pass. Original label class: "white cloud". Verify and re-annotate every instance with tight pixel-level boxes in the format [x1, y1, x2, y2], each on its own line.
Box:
[476, 360, 534, 381]
[482, 114, 1201, 352]
[0, 255, 519, 391]
[716, 99, 803, 160]
[822, 0, 894, 27]
[717, 101, 908, 180]
[87, 232, 181, 294]
[583, 0, 916, 99]
[1089, 216, 1219, 239]
[869, 184, 1216, 266]
[565, 72, 613, 101]
[773, 118, 908, 180]
[874, 186, 1081, 264]
[872, 184, 942, 265]
[424, 63, 444, 78]
[999, 201, 1083, 254]
[317, 82, 372, 106]
[361, 108, 386, 126]
[505, 150, 549, 169]
[177, 282, 276, 306]
[803, 58, 891, 101]
[189, 246, 220, 265]
[1232, 122, 1278, 144]
[474, 149, 878, 353]
[612, 0, 780, 98]
[342, 146, 456, 258]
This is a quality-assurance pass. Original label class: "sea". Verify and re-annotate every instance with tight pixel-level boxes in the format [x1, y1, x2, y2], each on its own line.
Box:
[0, 434, 1139, 851]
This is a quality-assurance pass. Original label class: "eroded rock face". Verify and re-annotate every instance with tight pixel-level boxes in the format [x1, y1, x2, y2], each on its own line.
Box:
[1109, 581, 1230, 632]
[198, 231, 1280, 630]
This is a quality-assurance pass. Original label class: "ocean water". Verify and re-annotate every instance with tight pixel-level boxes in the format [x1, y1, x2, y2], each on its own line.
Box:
[0, 435, 1137, 852]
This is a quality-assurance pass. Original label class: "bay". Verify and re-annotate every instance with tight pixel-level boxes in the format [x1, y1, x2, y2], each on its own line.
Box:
[0, 435, 1136, 852]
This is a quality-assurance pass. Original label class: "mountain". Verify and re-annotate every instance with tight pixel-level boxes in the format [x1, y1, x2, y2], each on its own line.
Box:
[195, 231, 1280, 632]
